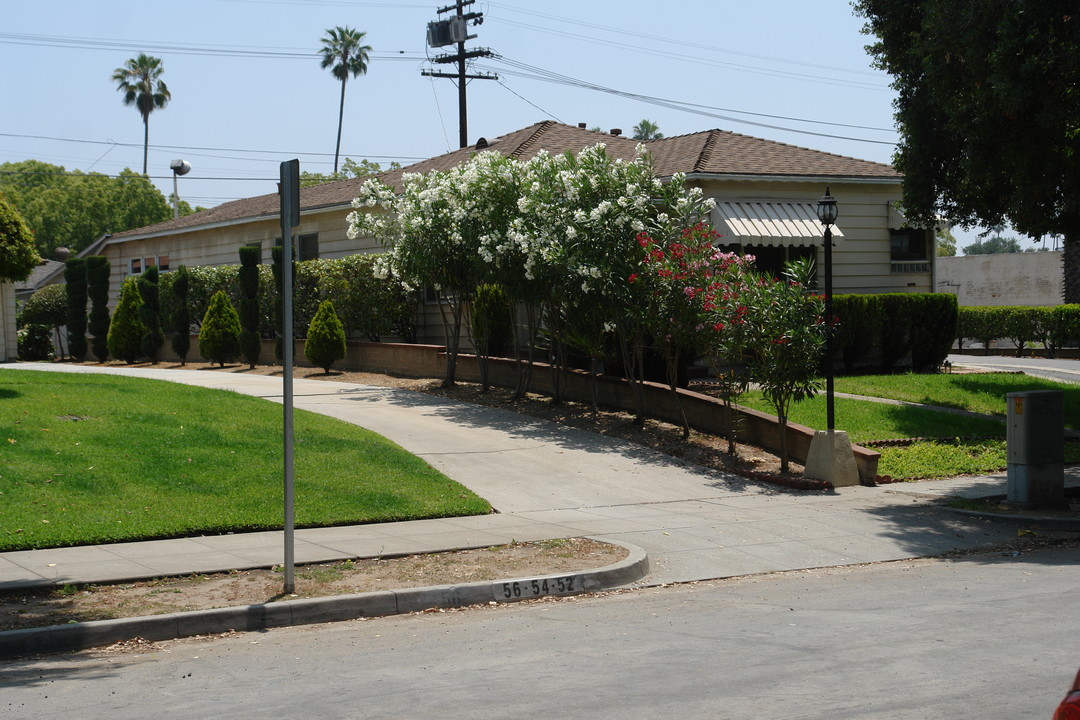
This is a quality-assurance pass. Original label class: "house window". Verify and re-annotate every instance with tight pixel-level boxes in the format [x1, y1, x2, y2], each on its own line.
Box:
[890, 229, 930, 273]
[129, 258, 142, 274]
[157, 255, 170, 271]
[298, 233, 319, 261]
[716, 243, 817, 282]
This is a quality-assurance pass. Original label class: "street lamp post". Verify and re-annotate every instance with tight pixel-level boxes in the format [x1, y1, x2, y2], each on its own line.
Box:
[816, 187, 837, 431]
[803, 186, 859, 486]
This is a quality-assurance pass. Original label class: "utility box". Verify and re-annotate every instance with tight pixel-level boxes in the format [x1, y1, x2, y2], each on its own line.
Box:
[1006, 390, 1065, 508]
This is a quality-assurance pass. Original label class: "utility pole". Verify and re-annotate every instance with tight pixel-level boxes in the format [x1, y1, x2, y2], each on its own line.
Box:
[421, 0, 497, 149]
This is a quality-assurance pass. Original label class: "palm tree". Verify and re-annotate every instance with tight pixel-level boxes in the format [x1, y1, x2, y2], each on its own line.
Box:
[112, 54, 171, 176]
[319, 27, 372, 174]
[632, 119, 664, 141]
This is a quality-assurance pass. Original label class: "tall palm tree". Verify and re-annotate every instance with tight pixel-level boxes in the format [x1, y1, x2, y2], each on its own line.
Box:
[112, 54, 171, 176]
[319, 26, 371, 174]
[632, 119, 664, 141]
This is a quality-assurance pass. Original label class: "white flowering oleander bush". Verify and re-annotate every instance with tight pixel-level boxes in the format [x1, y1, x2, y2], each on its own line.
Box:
[347, 142, 824, 446]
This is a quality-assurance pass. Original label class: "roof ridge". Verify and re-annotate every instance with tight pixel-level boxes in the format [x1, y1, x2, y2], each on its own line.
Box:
[694, 129, 720, 173]
[510, 120, 558, 158]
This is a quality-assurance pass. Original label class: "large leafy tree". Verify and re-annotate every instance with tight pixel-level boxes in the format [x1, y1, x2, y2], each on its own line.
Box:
[299, 157, 394, 188]
[855, 1, 1080, 300]
[112, 53, 171, 175]
[0, 162, 173, 256]
[0, 194, 38, 283]
[319, 27, 371, 174]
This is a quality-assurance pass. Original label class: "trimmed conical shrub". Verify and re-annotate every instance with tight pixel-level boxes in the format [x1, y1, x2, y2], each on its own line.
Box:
[64, 258, 88, 362]
[305, 299, 346, 373]
[238, 245, 261, 368]
[86, 255, 111, 362]
[137, 265, 164, 363]
[198, 290, 241, 367]
[107, 277, 146, 364]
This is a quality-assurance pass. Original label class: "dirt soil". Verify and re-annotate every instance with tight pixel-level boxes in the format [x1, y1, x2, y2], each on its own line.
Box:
[11, 357, 779, 633]
[0, 538, 625, 632]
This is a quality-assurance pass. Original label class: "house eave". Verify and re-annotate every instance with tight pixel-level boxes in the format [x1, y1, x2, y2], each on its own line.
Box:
[682, 172, 901, 185]
[103, 203, 351, 246]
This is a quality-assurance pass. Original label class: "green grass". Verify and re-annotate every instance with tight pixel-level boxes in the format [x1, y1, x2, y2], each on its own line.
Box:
[0, 370, 489, 551]
[737, 372, 1080, 480]
[736, 392, 1006, 443]
[834, 372, 1080, 426]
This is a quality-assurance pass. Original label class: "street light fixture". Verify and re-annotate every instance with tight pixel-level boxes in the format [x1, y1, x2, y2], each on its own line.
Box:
[169, 159, 191, 219]
[816, 186, 837, 432]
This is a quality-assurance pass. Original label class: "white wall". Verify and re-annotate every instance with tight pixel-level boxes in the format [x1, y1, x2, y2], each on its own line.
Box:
[0, 282, 16, 361]
[937, 251, 1063, 306]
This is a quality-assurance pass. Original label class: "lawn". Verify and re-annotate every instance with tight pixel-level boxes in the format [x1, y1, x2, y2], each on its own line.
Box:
[735, 392, 1006, 443]
[737, 372, 1079, 479]
[0, 370, 490, 551]
[834, 372, 1080, 426]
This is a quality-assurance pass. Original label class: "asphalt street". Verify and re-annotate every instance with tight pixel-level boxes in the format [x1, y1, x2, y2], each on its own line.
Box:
[2, 542, 1076, 719]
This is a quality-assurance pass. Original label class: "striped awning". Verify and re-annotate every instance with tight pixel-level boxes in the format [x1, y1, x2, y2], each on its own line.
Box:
[711, 200, 843, 247]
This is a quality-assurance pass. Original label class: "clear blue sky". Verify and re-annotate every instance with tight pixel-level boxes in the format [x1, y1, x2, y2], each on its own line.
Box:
[1, 0, 1004, 248]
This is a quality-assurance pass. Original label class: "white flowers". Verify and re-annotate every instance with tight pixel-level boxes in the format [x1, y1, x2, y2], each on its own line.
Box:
[345, 142, 717, 310]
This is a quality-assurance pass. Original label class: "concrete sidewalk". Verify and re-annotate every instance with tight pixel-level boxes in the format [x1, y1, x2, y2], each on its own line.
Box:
[2, 363, 1077, 593]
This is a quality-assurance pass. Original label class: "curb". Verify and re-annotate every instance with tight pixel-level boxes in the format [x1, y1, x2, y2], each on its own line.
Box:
[0, 540, 648, 659]
[944, 507, 1080, 531]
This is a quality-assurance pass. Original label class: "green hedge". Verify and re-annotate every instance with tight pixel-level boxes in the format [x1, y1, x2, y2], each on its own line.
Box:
[958, 304, 1080, 356]
[157, 252, 416, 346]
[833, 293, 958, 372]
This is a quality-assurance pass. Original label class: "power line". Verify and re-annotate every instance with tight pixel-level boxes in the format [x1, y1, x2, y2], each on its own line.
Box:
[0, 170, 276, 181]
[485, 2, 883, 81]
[484, 56, 897, 146]
[0, 132, 426, 163]
[0, 32, 423, 62]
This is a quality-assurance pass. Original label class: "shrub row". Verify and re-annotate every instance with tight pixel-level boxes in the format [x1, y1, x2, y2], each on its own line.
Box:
[156, 252, 417, 343]
[832, 293, 958, 372]
[957, 305, 1080, 356]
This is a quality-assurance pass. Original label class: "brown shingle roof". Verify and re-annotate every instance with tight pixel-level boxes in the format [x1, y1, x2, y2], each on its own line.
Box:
[110, 121, 898, 240]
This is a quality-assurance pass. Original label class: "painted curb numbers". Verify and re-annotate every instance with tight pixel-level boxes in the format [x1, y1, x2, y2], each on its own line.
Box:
[497, 575, 578, 601]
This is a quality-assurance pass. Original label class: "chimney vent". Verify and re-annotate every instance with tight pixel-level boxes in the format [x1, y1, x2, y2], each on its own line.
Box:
[610, 128, 622, 136]
[475, 137, 489, 149]
[578, 123, 587, 129]
[54, 247, 71, 262]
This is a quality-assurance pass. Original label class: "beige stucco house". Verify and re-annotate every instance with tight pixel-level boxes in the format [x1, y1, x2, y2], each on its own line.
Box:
[74, 121, 931, 342]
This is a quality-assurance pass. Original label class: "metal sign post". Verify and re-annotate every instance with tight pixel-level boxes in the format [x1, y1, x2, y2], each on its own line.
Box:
[279, 159, 300, 594]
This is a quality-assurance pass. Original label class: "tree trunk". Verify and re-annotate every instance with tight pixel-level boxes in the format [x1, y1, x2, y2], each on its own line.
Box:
[1064, 234, 1080, 304]
[142, 115, 150, 176]
[334, 79, 347, 174]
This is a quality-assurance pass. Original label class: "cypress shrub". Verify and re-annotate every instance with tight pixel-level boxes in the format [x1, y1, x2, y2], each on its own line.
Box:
[305, 299, 346, 373]
[107, 277, 146, 364]
[86, 255, 111, 362]
[910, 293, 958, 371]
[137, 265, 164, 363]
[170, 265, 192, 364]
[271, 245, 294, 360]
[64, 257, 88, 361]
[238, 245, 261, 368]
[198, 290, 242, 367]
